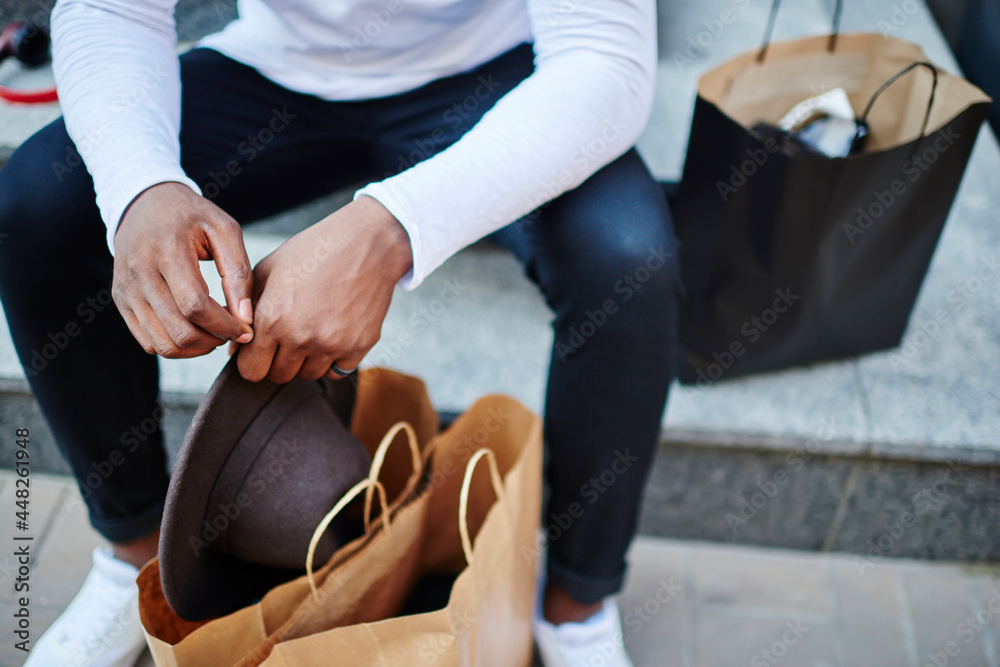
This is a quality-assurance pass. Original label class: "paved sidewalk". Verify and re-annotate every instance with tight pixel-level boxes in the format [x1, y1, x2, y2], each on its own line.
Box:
[2, 0, 998, 465]
[2, 469, 998, 667]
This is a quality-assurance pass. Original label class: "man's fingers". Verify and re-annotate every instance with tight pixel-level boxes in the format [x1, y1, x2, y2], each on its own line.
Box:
[236, 335, 279, 382]
[207, 217, 255, 326]
[264, 346, 308, 384]
[159, 255, 252, 343]
[130, 301, 217, 359]
[117, 304, 156, 355]
[144, 272, 229, 349]
[297, 355, 336, 381]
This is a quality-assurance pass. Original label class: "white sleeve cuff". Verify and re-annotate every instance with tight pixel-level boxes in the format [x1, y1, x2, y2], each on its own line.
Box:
[103, 174, 202, 256]
[353, 183, 423, 291]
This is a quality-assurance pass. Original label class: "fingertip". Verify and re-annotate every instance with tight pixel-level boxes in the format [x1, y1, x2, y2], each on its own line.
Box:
[235, 331, 253, 344]
[239, 298, 253, 324]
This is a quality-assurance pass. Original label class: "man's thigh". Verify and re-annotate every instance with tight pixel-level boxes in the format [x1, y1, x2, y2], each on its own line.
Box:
[490, 148, 682, 316]
[365, 43, 536, 178]
[177, 48, 377, 224]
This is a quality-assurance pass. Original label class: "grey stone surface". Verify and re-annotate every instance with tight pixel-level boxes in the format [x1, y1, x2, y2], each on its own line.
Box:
[5, 376, 998, 561]
[639, 444, 855, 552]
[0, 387, 197, 476]
[1, 0, 999, 469]
[828, 459, 1000, 561]
[638, 442, 1000, 561]
[1, 461, 998, 666]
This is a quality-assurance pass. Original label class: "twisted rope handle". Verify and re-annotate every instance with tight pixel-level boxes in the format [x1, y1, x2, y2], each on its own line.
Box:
[363, 421, 421, 532]
[306, 478, 389, 598]
[458, 448, 505, 565]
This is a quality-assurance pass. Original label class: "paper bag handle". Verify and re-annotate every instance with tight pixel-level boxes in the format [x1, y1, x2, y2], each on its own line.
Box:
[363, 421, 421, 532]
[458, 448, 506, 565]
[851, 61, 939, 150]
[758, 0, 843, 63]
[306, 478, 389, 597]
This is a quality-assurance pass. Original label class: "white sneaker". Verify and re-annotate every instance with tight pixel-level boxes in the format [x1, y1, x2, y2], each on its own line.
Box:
[25, 547, 147, 667]
[534, 596, 634, 667]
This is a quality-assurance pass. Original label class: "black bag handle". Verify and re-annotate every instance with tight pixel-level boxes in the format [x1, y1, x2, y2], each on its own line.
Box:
[850, 61, 939, 151]
[757, 0, 843, 63]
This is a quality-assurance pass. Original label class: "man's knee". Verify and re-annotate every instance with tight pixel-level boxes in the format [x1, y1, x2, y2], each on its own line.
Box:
[601, 237, 682, 310]
[549, 233, 682, 361]
[0, 119, 102, 261]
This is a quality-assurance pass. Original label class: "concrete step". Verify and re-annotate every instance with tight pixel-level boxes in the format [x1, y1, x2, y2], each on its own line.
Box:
[1, 0, 999, 561]
[1, 468, 998, 667]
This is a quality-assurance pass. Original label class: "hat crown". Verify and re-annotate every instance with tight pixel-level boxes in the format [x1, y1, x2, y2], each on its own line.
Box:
[213, 389, 370, 568]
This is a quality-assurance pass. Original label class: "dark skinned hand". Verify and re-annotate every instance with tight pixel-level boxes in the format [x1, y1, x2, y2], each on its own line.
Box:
[233, 195, 412, 383]
[112, 182, 255, 359]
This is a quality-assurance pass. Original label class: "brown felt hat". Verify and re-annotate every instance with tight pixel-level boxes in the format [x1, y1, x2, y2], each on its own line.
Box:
[159, 356, 371, 621]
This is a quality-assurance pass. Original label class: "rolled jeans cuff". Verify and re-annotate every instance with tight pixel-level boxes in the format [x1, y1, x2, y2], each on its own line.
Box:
[88, 497, 165, 544]
[545, 552, 626, 606]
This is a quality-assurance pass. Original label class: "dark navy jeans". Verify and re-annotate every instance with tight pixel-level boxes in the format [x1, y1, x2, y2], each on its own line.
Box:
[0, 44, 681, 604]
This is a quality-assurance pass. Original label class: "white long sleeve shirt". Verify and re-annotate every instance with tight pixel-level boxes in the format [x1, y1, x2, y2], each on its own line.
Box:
[50, 0, 657, 289]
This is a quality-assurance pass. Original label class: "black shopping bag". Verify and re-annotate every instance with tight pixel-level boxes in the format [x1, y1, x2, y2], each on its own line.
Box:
[674, 0, 991, 385]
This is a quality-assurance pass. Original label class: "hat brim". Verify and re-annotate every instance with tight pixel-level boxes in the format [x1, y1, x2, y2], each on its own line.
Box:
[159, 356, 357, 620]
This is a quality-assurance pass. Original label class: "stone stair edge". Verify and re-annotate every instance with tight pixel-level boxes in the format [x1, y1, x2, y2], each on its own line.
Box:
[3, 376, 994, 467]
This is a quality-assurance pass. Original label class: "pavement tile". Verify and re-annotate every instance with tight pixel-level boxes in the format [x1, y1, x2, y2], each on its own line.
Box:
[1, 0, 997, 463]
[28, 484, 107, 610]
[619, 538, 689, 667]
[899, 563, 991, 667]
[0, 599, 62, 667]
[691, 544, 836, 616]
[971, 575, 1000, 667]
[829, 559, 915, 667]
[0, 472, 69, 602]
[694, 612, 841, 667]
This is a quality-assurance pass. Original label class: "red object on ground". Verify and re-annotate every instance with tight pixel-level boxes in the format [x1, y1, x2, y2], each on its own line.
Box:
[0, 84, 58, 104]
[0, 21, 58, 104]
